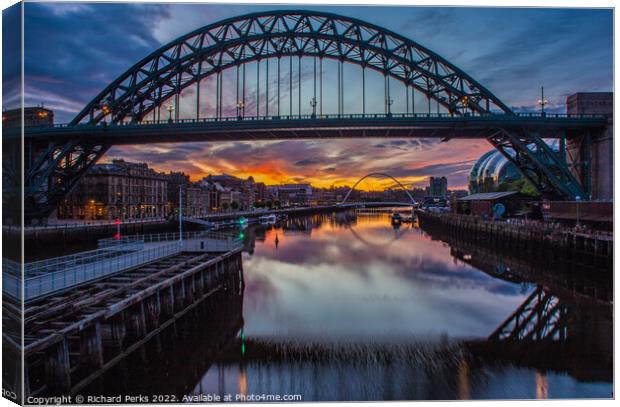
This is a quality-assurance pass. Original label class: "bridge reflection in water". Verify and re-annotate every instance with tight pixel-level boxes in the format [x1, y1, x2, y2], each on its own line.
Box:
[79, 211, 610, 400]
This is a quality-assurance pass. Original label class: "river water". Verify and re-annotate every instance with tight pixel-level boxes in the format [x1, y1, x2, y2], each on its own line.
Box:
[89, 210, 613, 400]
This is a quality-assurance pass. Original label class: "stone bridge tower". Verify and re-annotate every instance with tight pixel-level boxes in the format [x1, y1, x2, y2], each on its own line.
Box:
[566, 92, 613, 200]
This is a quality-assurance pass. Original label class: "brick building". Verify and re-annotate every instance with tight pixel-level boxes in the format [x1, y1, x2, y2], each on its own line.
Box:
[3, 106, 54, 128]
[59, 159, 168, 220]
[202, 174, 255, 210]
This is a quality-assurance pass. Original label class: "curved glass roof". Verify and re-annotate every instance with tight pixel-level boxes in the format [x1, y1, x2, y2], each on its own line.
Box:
[469, 150, 519, 185]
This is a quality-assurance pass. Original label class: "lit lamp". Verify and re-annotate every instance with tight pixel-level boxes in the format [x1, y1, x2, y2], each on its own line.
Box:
[459, 95, 470, 116]
[537, 86, 548, 116]
[166, 103, 175, 123]
[236, 101, 245, 120]
[101, 105, 111, 124]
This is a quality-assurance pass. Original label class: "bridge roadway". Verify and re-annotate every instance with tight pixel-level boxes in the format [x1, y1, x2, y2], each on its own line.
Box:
[8, 113, 608, 145]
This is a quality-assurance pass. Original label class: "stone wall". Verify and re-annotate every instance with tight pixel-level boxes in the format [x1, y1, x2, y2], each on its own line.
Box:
[566, 92, 613, 200]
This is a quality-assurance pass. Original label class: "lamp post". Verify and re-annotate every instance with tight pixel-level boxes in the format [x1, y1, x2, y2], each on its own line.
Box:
[101, 104, 110, 124]
[537, 86, 548, 116]
[236, 100, 245, 120]
[386, 97, 394, 117]
[460, 95, 469, 115]
[166, 103, 175, 123]
[310, 97, 317, 118]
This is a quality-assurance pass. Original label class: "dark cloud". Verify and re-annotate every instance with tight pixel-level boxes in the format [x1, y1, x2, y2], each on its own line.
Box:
[24, 2, 171, 119]
[294, 158, 321, 167]
[2, 3, 21, 109]
[387, 160, 476, 180]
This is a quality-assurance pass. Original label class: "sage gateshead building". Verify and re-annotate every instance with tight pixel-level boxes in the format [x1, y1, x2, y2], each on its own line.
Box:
[468, 150, 521, 194]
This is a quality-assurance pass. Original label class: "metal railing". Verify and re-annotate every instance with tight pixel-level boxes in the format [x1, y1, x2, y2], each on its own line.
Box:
[3, 230, 243, 302]
[28, 111, 609, 130]
[25, 245, 144, 277]
[7, 216, 170, 230]
[97, 230, 239, 247]
[2, 259, 21, 300]
[22, 241, 182, 302]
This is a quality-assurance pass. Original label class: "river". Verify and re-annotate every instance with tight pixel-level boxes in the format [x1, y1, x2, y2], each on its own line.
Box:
[86, 210, 613, 400]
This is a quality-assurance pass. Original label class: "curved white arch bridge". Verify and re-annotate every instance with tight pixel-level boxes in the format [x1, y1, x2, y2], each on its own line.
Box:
[341, 173, 416, 205]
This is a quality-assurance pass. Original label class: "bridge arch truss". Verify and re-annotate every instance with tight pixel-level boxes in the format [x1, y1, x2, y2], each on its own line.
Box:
[14, 10, 593, 222]
[73, 10, 512, 125]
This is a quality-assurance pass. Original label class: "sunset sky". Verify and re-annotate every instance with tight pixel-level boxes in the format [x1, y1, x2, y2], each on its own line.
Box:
[4, 2, 613, 189]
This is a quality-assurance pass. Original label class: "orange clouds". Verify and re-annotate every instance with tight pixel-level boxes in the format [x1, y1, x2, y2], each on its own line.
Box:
[106, 137, 490, 191]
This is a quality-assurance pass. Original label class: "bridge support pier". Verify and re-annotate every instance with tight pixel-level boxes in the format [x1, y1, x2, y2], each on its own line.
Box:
[44, 339, 72, 395]
[80, 323, 105, 370]
[565, 92, 613, 200]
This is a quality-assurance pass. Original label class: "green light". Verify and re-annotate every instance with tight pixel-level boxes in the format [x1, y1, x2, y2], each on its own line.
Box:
[239, 232, 245, 239]
[241, 343, 246, 355]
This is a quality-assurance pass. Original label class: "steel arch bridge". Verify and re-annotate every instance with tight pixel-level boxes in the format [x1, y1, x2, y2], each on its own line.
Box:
[6, 10, 606, 222]
[341, 172, 416, 204]
[72, 10, 511, 125]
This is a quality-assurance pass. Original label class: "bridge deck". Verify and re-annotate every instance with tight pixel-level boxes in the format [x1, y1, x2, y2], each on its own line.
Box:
[9, 113, 608, 144]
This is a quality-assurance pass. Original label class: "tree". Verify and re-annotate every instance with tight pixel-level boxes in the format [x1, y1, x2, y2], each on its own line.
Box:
[221, 202, 230, 212]
[497, 178, 539, 198]
[231, 201, 240, 211]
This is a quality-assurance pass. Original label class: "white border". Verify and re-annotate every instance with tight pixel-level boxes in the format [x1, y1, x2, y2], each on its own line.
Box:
[0, 2, 616, 407]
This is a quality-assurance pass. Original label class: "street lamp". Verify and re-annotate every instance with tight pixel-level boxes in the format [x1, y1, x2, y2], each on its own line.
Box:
[310, 97, 317, 118]
[460, 95, 469, 114]
[166, 103, 175, 123]
[101, 104, 111, 124]
[537, 86, 548, 116]
[386, 97, 394, 117]
[236, 100, 245, 120]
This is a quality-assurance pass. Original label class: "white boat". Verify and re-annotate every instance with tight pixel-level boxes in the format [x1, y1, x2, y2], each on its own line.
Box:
[259, 214, 277, 224]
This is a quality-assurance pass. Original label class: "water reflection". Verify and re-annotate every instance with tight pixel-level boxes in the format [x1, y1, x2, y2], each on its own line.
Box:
[242, 213, 533, 342]
[85, 211, 612, 400]
[232, 211, 612, 399]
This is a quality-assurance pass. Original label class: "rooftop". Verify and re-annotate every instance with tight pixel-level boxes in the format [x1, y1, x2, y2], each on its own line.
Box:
[458, 191, 519, 201]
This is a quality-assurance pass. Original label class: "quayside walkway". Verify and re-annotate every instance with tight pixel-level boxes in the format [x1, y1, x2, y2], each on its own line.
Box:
[3, 243, 244, 397]
[3, 231, 240, 302]
[416, 210, 613, 265]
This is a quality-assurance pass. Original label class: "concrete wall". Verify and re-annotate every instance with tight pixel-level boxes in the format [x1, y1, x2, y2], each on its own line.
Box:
[566, 92, 613, 200]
